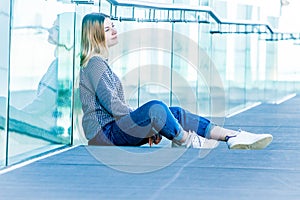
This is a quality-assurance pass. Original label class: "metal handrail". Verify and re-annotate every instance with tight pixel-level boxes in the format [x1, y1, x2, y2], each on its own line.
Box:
[106, 0, 274, 33]
[81, 0, 300, 41]
[107, 0, 212, 23]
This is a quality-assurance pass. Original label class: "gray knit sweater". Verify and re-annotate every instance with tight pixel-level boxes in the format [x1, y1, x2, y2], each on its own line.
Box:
[79, 56, 132, 140]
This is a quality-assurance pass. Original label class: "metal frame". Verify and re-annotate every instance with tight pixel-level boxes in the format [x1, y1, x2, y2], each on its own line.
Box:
[104, 0, 300, 41]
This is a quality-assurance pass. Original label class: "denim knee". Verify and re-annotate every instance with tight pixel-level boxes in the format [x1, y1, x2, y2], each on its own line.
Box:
[147, 100, 169, 124]
[146, 100, 169, 119]
[144, 100, 181, 140]
[145, 100, 168, 108]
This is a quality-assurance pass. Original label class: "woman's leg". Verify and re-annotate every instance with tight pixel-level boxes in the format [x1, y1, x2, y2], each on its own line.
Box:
[94, 100, 186, 146]
[89, 102, 273, 149]
[169, 107, 214, 138]
[168, 106, 273, 149]
[169, 106, 241, 140]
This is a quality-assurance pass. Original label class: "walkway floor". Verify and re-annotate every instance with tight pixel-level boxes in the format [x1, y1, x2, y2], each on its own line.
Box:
[1, 95, 300, 199]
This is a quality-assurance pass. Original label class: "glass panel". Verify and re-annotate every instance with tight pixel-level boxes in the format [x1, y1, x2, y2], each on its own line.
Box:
[207, 49, 226, 126]
[172, 23, 199, 113]
[198, 22, 213, 117]
[278, 40, 300, 98]
[73, 3, 99, 145]
[56, 11, 76, 142]
[229, 35, 248, 111]
[101, 0, 173, 108]
[277, 0, 300, 99]
[110, 21, 173, 107]
[209, 0, 284, 114]
[0, 0, 10, 168]
[264, 41, 280, 102]
[8, 0, 75, 165]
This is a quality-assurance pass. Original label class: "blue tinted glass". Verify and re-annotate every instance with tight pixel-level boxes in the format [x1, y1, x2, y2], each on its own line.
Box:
[0, 0, 10, 168]
[7, 0, 75, 165]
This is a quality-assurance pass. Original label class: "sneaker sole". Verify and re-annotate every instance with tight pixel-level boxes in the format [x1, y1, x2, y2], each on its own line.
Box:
[229, 135, 273, 150]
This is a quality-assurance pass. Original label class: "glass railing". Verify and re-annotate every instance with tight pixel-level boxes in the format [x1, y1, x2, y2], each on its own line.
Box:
[103, 0, 300, 111]
[1, 0, 77, 168]
[0, 0, 11, 167]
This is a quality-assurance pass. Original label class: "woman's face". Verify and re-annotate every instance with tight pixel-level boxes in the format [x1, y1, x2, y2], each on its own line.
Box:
[48, 18, 59, 45]
[104, 17, 118, 48]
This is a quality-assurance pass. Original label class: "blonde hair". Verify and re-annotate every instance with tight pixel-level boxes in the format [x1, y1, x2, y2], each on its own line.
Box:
[80, 13, 109, 67]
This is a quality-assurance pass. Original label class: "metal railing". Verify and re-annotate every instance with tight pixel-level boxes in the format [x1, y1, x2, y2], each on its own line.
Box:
[107, 0, 214, 23]
[73, 0, 300, 41]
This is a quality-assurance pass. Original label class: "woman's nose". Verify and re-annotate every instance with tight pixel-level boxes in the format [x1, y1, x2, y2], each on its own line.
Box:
[112, 27, 117, 35]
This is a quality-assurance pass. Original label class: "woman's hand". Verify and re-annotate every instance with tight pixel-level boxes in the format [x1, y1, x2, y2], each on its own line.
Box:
[148, 133, 162, 147]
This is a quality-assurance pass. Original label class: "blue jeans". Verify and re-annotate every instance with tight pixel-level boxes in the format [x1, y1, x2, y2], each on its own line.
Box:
[88, 100, 213, 146]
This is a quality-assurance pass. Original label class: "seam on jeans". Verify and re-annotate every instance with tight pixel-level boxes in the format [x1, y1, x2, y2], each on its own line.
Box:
[204, 123, 215, 139]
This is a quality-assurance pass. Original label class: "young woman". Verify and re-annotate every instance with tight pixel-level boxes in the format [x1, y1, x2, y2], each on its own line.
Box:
[79, 12, 273, 149]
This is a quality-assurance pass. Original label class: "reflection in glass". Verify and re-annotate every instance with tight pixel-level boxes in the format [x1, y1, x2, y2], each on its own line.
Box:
[0, 0, 10, 167]
[7, 0, 75, 165]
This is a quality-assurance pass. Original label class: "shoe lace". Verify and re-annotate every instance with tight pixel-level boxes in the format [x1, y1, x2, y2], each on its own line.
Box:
[191, 136, 202, 148]
[187, 131, 201, 148]
[225, 135, 237, 142]
[225, 128, 241, 142]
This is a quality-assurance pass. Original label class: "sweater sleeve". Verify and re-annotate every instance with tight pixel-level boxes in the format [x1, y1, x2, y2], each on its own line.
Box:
[84, 56, 131, 118]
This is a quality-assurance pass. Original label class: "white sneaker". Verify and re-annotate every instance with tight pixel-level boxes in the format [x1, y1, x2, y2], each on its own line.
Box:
[226, 130, 273, 150]
[172, 130, 202, 149]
